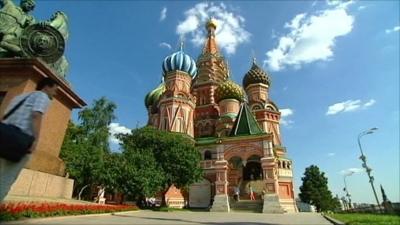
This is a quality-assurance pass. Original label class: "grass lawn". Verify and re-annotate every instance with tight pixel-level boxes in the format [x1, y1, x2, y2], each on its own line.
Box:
[330, 213, 400, 225]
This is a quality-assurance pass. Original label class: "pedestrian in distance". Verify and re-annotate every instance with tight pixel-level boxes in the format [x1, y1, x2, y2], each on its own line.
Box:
[249, 184, 255, 200]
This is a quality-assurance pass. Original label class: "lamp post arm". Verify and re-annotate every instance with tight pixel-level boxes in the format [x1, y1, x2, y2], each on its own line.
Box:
[358, 133, 365, 156]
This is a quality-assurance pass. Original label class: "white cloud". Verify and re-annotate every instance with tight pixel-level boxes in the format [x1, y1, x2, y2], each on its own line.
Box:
[280, 108, 293, 117]
[109, 123, 131, 144]
[159, 42, 172, 50]
[357, 5, 367, 11]
[176, 2, 250, 55]
[327, 152, 336, 157]
[264, 1, 354, 71]
[326, 99, 376, 115]
[326, 0, 342, 6]
[363, 99, 376, 107]
[385, 26, 400, 34]
[326, 0, 353, 8]
[160, 7, 167, 21]
[279, 108, 294, 126]
[340, 167, 364, 176]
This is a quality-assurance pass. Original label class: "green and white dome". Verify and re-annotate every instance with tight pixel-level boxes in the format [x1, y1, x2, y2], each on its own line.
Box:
[145, 82, 166, 108]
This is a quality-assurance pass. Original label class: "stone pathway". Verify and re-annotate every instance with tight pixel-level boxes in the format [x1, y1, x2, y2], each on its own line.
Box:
[4, 210, 332, 225]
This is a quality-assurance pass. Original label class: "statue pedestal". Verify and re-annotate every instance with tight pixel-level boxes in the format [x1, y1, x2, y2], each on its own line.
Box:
[0, 58, 85, 199]
[262, 194, 285, 213]
[210, 194, 230, 212]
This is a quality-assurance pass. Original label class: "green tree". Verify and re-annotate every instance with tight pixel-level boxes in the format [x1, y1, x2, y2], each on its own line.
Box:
[60, 97, 117, 199]
[99, 152, 124, 194]
[119, 126, 202, 204]
[299, 165, 336, 212]
[120, 147, 165, 202]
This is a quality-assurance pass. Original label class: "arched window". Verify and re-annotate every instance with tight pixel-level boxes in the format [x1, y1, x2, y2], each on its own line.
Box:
[204, 150, 212, 160]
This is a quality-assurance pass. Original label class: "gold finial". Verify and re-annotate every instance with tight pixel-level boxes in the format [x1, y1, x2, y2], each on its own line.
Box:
[206, 17, 217, 31]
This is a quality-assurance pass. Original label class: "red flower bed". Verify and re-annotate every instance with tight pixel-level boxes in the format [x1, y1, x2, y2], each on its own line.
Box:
[0, 202, 138, 221]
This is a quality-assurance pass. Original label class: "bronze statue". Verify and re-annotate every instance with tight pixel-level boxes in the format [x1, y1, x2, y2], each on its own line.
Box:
[0, 0, 35, 55]
[0, 0, 70, 78]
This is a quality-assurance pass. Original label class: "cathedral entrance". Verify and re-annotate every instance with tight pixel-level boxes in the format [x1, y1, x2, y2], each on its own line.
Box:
[242, 155, 262, 181]
[227, 154, 263, 198]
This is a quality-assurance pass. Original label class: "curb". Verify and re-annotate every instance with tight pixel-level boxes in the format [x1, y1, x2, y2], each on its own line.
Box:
[1, 210, 139, 225]
[322, 214, 346, 225]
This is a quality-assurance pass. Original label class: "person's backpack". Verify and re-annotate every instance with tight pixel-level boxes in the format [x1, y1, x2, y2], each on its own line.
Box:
[0, 95, 35, 162]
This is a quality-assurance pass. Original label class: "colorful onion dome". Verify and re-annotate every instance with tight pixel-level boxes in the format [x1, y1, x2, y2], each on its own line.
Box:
[243, 59, 271, 88]
[162, 44, 197, 77]
[215, 80, 244, 103]
[145, 82, 166, 108]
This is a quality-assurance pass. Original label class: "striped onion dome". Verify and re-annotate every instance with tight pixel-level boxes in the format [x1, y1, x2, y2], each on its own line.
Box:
[162, 45, 197, 77]
[145, 82, 166, 108]
[215, 80, 245, 103]
[243, 59, 271, 88]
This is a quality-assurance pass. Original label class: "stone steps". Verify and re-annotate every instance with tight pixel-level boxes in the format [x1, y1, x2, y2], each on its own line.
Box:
[230, 199, 263, 213]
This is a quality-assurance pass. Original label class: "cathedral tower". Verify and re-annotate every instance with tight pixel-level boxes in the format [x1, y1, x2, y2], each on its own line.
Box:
[192, 19, 230, 138]
[146, 45, 197, 137]
[243, 59, 282, 145]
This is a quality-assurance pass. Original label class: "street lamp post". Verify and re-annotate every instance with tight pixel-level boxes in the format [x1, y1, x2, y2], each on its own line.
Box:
[343, 172, 353, 210]
[357, 127, 382, 212]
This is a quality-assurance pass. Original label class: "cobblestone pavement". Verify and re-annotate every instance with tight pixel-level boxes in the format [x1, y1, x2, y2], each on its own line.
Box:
[3, 210, 333, 225]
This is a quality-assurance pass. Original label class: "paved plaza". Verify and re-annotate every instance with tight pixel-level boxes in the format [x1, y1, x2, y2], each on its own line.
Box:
[4, 211, 332, 225]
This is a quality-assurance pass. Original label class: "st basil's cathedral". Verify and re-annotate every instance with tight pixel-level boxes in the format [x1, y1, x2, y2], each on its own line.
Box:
[145, 19, 297, 213]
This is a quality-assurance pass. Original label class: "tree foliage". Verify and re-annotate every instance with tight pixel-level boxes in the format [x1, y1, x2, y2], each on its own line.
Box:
[119, 147, 165, 199]
[61, 100, 202, 203]
[119, 126, 202, 200]
[299, 165, 337, 212]
[60, 97, 117, 199]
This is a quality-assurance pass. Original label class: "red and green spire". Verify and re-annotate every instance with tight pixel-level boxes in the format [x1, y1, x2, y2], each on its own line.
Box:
[195, 18, 229, 84]
[202, 18, 219, 55]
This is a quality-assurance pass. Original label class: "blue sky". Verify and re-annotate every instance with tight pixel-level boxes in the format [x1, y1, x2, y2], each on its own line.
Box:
[33, 0, 399, 204]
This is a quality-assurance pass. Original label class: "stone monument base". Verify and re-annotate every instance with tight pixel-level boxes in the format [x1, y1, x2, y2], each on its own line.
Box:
[211, 194, 230, 212]
[262, 194, 285, 213]
[7, 168, 74, 199]
[0, 58, 85, 200]
[280, 198, 298, 213]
